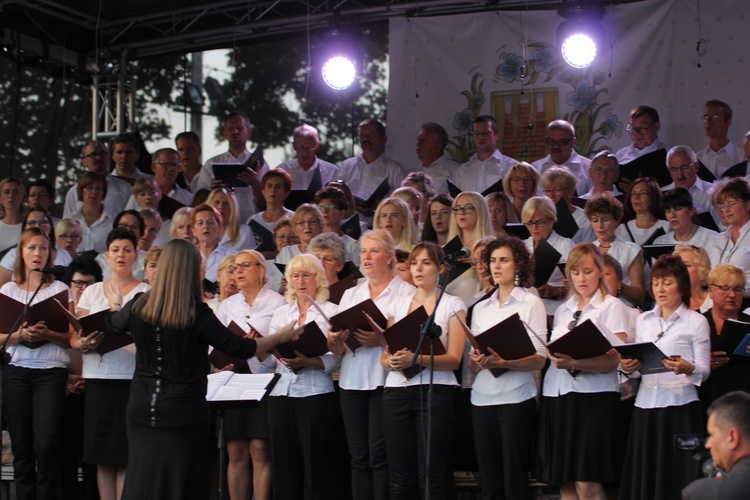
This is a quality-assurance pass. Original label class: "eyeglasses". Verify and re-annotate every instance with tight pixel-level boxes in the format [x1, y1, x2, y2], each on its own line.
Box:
[568, 310, 582, 331]
[154, 161, 180, 169]
[291, 273, 315, 281]
[71, 279, 96, 288]
[510, 176, 534, 184]
[626, 123, 653, 136]
[295, 219, 320, 227]
[229, 261, 261, 272]
[452, 205, 476, 214]
[82, 151, 107, 159]
[589, 216, 615, 225]
[702, 114, 722, 122]
[28, 192, 49, 198]
[524, 219, 550, 228]
[317, 204, 338, 212]
[117, 224, 141, 232]
[668, 163, 695, 175]
[58, 233, 81, 240]
[26, 219, 51, 227]
[714, 200, 742, 212]
[710, 284, 745, 295]
[545, 137, 572, 148]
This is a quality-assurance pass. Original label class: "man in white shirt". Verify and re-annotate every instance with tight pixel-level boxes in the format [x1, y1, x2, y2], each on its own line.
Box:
[339, 118, 406, 224]
[450, 115, 517, 193]
[175, 131, 203, 192]
[579, 151, 622, 199]
[62, 141, 131, 218]
[111, 133, 147, 182]
[194, 111, 269, 222]
[124, 148, 194, 210]
[415, 122, 459, 194]
[697, 100, 745, 179]
[275, 124, 339, 189]
[662, 145, 715, 214]
[615, 105, 670, 189]
[532, 119, 592, 196]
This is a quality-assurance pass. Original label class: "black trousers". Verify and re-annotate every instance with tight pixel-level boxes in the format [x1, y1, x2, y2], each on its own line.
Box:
[472, 397, 537, 500]
[340, 387, 389, 500]
[381, 385, 456, 500]
[267, 393, 335, 500]
[3, 365, 67, 500]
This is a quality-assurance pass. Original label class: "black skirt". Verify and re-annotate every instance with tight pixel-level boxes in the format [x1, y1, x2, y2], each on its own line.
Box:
[83, 378, 131, 464]
[619, 401, 704, 500]
[223, 401, 268, 440]
[537, 391, 623, 486]
[121, 419, 210, 500]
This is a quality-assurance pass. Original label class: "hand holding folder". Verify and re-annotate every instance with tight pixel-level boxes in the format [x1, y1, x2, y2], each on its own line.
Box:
[0, 290, 70, 349]
[329, 299, 388, 352]
[208, 321, 252, 373]
[547, 319, 614, 376]
[380, 307, 442, 379]
[54, 299, 133, 355]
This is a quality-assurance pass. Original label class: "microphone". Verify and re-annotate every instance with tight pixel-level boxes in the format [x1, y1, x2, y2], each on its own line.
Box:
[441, 248, 471, 262]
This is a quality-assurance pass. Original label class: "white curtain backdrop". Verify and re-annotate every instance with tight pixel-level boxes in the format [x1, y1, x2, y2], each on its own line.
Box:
[385, 0, 749, 170]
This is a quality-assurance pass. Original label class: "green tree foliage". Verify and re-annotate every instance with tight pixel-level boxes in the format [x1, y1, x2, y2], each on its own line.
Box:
[218, 24, 388, 164]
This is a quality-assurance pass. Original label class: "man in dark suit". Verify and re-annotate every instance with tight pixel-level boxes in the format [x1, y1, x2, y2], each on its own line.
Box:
[683, 391, 750, 499]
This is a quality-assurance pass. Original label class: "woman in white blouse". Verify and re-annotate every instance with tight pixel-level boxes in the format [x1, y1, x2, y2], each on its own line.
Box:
[0, 228, 73, 500]
[522, 196, 574, 316]
[706, 177, 750, 297]
[380, 242, 467, 499]
[264, 254, 340, 498]
[585, 194, 646, 306]
[328, 230, 416, 499]
[619, 254, 710, 500]
[616, 177, 672, 246]
[216, 250, 286, 500]
[673, 245, 712, 313]
[275, 204, 324, 266]
[538, 243, 628, 500]
[469, 236, 547, 499]
[192, 204, 229, 287]
[653, 188, 717, 249]
[69, 228, 151, 500]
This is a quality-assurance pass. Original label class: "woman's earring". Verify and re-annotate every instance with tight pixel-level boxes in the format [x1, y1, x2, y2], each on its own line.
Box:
[514, 273, 520, 286]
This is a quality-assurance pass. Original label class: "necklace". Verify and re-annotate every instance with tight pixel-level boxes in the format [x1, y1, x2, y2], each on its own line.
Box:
[674, 225, 698, 242]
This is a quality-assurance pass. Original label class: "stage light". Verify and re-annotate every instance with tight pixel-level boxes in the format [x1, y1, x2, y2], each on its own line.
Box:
[557, 2, 606, 69]
[322, 55, 356, 90]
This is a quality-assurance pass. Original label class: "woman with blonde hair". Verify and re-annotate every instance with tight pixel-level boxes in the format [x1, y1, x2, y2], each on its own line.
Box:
[216, 249, 286, 500]
[522, 196, 573, 315]
[391, 186, 423, 229]
[275, 204, 325, 265]
[503, 162, 541, 221]
[206, 254, 238, 313]
[191, 204, 229, 286]
[541, 167, 595, 243]
[538, 243, 628, 500]
[104, 239, 299, 500]
[374, 197, 418, 252]
[1, 228, 74, 500]
[56, 218, 83, 259]
[169, 206, 194, 241]
[673, 244, 712, 312]
[447, 191, 491, 251]
[264, 253, 340, 499]
[207, 187, 255, 252]
[485, 191, 516, 235]
[328, 229, 416, 499]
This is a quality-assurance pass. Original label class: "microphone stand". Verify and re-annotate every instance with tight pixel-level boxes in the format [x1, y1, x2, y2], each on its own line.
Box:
[0, 272, 47, 500]
[410, 259, 459, 500]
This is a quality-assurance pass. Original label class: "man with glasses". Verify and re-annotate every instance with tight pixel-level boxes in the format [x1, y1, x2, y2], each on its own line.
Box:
[125, 148, 193, 211]
[451, 115, 516, 193]
[63, 141, 131, 218]
[615, 105, 670, 189]
[662, 146, 715, 216]
[27, 179, 61, 225]
[697, 100, 745, 179]
[532, 120, 592, 196]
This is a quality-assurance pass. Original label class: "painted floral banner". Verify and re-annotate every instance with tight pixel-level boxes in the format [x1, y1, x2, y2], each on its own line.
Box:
[386, 0, 749, 169]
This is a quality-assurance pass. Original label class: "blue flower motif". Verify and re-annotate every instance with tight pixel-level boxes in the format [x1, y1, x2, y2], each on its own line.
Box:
[453, 109, 474, 136]
[472, 93, 485, 108]
[496, 53, 524, 83]
[565, 80, 597, 113]
[593, 71, 606, 86]
[600, 114, 623, 139]
[533, 47, 557, 73]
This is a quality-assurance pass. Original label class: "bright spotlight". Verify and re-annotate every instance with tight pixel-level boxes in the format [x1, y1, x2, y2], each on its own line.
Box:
[561, 33, 597, 68]
[322, 56, 356, 90]
[557, 2, 605, 69]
